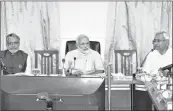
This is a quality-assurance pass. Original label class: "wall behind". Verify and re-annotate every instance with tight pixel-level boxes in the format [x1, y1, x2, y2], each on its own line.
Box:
[59, 2, 108, 68]
[0, 2, 109, 69]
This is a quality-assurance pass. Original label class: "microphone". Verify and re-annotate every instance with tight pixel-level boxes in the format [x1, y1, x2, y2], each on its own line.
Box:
[140, 48, 154, 67]
[160, 64, 173, 71]
[61, 58, 66, 77]
[132, 48, 155, 79]
[133, 48, 154, 78]
[62, 58, 65, 63]
[74, 57, 76, 68]
[70, 57, 76, 75]
[0, 57, 7, 71]
[134, 48, 154, 78]
[74, 57, 76, 60]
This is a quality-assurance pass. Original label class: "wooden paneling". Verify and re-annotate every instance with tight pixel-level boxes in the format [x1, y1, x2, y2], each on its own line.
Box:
[105, 90, 131, 109]
[2, 95, 46, 110]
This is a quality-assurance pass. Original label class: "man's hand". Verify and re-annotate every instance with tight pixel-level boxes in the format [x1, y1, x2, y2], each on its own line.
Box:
[84, 70, 104, 75]
[5, 73, 25, 76]
[84, 70, 95, 75]
[72, 70, 84, 76]
[136, 67, 146, 73]
[13, 73, 31, 76]
[5, 74, 15, 76]
[32, 68, 41, 76]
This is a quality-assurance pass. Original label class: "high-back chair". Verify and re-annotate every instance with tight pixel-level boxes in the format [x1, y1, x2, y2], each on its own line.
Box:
[114, 50, 138, 75]
[34, 50, 59, 75]
[65, 40, 101, 55]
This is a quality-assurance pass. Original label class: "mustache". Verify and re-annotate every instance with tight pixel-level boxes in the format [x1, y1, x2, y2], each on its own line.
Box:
[9, 48, 18, 50]
[78, 46, 89, 50]
[153, 45, 159, 48]
[83, 48, 89, 50]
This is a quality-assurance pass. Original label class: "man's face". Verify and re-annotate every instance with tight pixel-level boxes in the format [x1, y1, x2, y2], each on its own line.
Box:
[152, 34, 169, 51]
[6, 37, 20, 54]
[78, 38, 90, 51]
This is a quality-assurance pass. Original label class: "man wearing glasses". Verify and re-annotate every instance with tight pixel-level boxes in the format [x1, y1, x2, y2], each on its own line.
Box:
[142, 31, 172, 74]
[64, 34, 104, 76]
[0, 33, 31, 76]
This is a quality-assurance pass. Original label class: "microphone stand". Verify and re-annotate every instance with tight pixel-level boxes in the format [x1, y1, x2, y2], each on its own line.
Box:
[0, 58, 7, 75]
[61, 59, 66, 77]
[0, 58, 2, 75]
[70, 57, 76, 75]
[0, 64, 2, 75]
[140, 49, 154, 67]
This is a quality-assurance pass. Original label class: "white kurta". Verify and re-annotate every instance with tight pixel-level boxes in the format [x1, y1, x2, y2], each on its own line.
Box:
[142, 47, 172, 74]
[64, 49, 104, 74]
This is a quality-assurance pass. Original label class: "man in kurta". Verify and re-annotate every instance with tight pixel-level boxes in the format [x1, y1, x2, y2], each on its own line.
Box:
[142, 31, 172, 75]
[64, 34, 104, 76]
[0, 33, 32, 76]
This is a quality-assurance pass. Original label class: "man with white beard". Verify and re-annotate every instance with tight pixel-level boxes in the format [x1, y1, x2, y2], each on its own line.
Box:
[64, 34, 104, 76]
[141, 31, 172, 75]
[0, 33, 31, 76]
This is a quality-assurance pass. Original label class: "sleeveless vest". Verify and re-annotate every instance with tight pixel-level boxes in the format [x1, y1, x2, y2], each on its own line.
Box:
[0, 50, 28, 75]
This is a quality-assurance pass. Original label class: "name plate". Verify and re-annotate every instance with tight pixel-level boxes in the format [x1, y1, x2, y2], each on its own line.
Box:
[113, 76, 132, 81]
[156, 93, 163, 103]
[167, 101, 172, 110]
[146, 83, 153, 90]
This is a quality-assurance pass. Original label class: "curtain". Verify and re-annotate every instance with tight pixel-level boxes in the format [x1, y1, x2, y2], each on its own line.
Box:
[104, 1, 172, 73]
[1, 2, 60, 69]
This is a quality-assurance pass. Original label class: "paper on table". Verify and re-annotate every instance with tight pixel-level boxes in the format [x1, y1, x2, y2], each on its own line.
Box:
[38, 74, 47, 76]
[150, 70, 159, 75]
[144, 75, 152, 82]
[167, 101, 172, 110]
[94, 73, 106, 77]
[162, 91, 169, 99]
[81, 75, 100, 78]
[38, 74, 60, 76]
[111, 73, 132, 80]
[84, 70, 95, 75]
[162, 90, 172, 99]
[111, 72, 124, 77]
[81, 73, 106, 78]
[5, 73, 32, 76]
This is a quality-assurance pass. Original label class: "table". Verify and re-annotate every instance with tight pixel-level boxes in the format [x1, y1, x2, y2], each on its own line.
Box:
[105, 77, 169, 110]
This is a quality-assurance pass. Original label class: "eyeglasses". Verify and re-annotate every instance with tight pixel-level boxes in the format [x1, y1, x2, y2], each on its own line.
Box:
[7, 42, 19, 45]
[152, 39, 166, 43]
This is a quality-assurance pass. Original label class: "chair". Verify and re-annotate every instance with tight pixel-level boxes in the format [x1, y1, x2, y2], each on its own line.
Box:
[114, 50, 138, 75]
[65, 40, 101, 55]
[34, 50, 59, 75]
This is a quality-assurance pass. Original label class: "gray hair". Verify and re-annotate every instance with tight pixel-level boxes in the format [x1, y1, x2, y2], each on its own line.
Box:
[155, 31, 170, 40]
[76, 34, 89, 45]
[6, 33, 20, 43]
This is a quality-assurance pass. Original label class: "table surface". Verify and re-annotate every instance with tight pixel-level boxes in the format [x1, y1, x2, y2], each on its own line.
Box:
[0, 75, 169, 110]
[147, 85, 167, 110]
[105, 77, 169, 111]
[137, 79, 169, 111]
